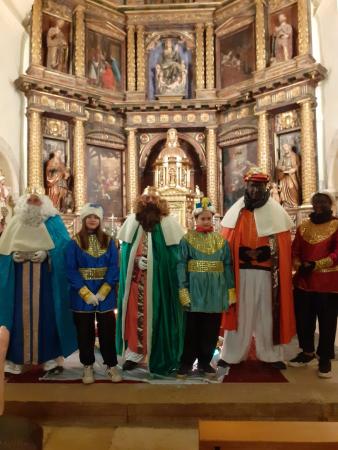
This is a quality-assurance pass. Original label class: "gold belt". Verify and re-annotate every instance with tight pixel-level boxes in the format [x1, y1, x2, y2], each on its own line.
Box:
[188, 260, 224, 273]
[79, 267, 107, 280]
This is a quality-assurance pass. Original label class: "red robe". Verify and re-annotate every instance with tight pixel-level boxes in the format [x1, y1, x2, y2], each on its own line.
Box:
[220, 209, 295, 345]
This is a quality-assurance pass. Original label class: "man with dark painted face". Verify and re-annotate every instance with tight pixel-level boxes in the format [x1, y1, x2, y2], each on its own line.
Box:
[290, 192, 338, 378]
[217, 167, 295, 370]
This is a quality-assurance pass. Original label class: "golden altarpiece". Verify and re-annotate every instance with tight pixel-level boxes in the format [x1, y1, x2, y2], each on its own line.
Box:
[16, 0, 326, 232]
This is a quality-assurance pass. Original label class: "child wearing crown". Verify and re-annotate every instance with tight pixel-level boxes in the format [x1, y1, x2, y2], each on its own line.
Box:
[177, 197, 236, 378]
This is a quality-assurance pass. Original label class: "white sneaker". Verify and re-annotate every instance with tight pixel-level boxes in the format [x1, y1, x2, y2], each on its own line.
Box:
[4, 361, 23, 375]
[43, 357, 64, 372]
[107, 365, 122, 383]
[82, 365, 95, 384]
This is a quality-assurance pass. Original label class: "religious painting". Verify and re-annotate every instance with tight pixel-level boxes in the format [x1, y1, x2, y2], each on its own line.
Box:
[148, 36, 193, 100]
[218, 24, 255, 89]
[42, 14, 71, 73]
[222, 141, 257, 212]
[86, 30, 123, 92]
[269, 4, 298, 65]
[87, 146, 123, 217]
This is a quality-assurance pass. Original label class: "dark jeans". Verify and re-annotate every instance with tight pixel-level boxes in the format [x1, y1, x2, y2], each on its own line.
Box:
[73, 311, 117, 367]
[180, 312, 222, 369]
[294, 288, 338, 361]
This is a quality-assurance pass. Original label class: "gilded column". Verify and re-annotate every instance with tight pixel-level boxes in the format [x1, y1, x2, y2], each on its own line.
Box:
[27, 109, 43, 191]
[73, 118, 86, 212]
[127, 24, 136, 92]
[136, 25, 145, 92]
[298, 0, 311, 56]
[206, 127, 218, 211]
[30, 0, 43, 66]
[74, 5, 86, 78]
[126, 128, 139, 212]
[205, 22, 215, 90]
[256, 110, 270, 174]
[195, 23, 205, 91]
[299, 98, 317, 204]
[255, 0, 266, 71]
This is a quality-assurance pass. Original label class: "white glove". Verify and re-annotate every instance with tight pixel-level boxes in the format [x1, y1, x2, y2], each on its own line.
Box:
[137, 256, 147, 271]
[96, 293, 105, 302]
[86, 293, 99, 306]
[31, 250, 48, 263]
[12, 252, 25, 263]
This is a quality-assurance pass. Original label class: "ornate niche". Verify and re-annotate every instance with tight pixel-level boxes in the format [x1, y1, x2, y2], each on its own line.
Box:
[42, 117, 74, 213]
[273, 109, 302, 208]
[85, 112, 125, 219]
[269, 1, 298, 66]
[146, 32, 194, 100]
[42, 3, 72, 74]
[85, 19, 126, 94]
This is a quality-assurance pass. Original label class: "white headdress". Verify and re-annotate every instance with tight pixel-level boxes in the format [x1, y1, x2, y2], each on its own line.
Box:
[80, 203, 104, 221]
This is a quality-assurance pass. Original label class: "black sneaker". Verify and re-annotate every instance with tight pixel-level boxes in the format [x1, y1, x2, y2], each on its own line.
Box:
[217, 359, 230, 368]
[176, 365, 191, 379]
[288, 352, 316, 367]
[318, 360, 332, 379]
[122, 360, 138, 371]
[269, 361, 287, 370]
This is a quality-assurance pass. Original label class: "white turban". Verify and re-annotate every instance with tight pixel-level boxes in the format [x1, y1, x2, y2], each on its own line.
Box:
[79, 203, 104, 222]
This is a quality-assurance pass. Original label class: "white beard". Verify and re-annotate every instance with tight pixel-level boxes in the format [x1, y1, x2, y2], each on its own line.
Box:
[18, 204, 44, 227]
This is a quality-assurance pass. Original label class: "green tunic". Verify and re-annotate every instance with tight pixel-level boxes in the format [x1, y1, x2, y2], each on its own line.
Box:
[177, 230, 235, 313]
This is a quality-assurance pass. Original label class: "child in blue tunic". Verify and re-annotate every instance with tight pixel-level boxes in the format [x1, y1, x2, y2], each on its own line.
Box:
[177, 198, 236, 378]
[66, 203, 121, 384]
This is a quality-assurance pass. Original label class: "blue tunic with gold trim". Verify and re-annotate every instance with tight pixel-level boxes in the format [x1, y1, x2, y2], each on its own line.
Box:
[66, 235, 119, 312]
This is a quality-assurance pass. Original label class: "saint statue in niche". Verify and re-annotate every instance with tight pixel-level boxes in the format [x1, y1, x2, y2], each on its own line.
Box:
[46, 19, 69, 72]
[271, 13, 293, 63]
[155, 38, 187, 96]
[276, 143, 300, 208]
[45, 149, 68, 209]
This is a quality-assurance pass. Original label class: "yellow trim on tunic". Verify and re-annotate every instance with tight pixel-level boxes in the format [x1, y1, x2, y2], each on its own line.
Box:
[184, 231, 225, 255]
[97, 282, 112, 299]
[314, 256, 334, 271]
[75, 234, 110, 258]
[79, 267, 107, 280]
[188, 260, 224, 273]
[79, 286, 92, 302]
[299, 219, 338, 244]
[179, 288, 191, 307]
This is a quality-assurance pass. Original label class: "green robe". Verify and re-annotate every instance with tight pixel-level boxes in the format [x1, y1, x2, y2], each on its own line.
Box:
[116, 222, 184, 376]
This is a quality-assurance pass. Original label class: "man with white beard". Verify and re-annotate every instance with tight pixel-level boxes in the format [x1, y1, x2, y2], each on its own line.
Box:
[0, 193, 77, 374]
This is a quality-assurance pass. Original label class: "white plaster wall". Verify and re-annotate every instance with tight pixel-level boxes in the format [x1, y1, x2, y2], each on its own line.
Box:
[313, 0, 338, 192]
[0, 0, 32, 198]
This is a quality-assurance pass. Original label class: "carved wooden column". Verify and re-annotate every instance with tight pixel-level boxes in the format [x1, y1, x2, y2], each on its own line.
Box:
[126, 128, 139, 212]
[206, 127, 219, 211]
[30, 0, 43, 67]
[256, 110, 270, 174]
[136, 25, 145, 94]
[74, 5, 86, 78]
[73, 118, 86, 212]
[27, 109, 44, 192]
[255, 0, 267, 71]
[299, 98, 317, 204]
[205, 22, 215, 91]
[298, 0, 311, 56]
[195, 23, 205, 94]
[127, 24, 136, 93]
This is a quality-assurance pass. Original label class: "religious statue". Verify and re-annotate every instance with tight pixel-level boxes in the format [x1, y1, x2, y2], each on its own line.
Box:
[45, 149, 67, 209]
[46, 19, 69, 72]
[155, 39, 187, 96]
[271, 13, 293, 63]
[276, 143, 301, 208]
[0, 174, 9, 207]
